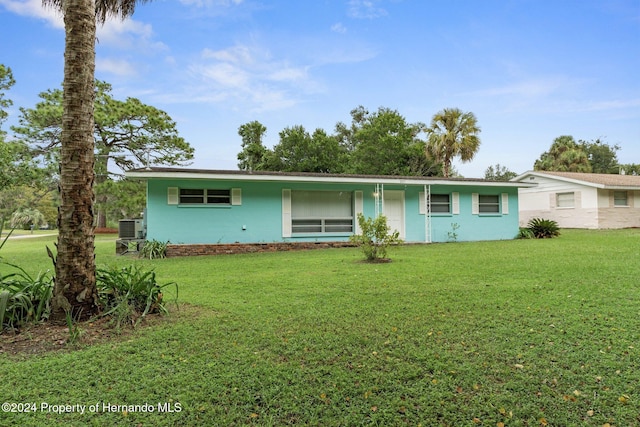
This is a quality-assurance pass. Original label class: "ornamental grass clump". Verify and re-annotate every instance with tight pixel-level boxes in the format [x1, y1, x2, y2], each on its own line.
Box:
[0, 229, 53, 331]
[139, 239, 168, 259]
[349, 213, 402, 262]
[96, 265, 178, 329]
[0, 264, 53, 330]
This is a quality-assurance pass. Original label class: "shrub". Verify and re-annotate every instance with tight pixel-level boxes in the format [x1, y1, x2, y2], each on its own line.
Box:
[96, 265, 178, 328]
[0, 263, 53, 330]
[140, 239, 168, 259]
[517, 227, 535, 239]
[349, 213, 402, 262]
[527, 218, 560, 239]
[447, 223, 460, 242]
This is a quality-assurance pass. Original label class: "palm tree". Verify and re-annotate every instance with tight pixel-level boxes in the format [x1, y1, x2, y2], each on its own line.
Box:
[426, 108, 481, 178]
[10, 208, 46, 233]
[43, 0, 150, 321]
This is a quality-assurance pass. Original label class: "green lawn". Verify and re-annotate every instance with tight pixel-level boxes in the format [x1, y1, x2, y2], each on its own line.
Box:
[1, 230, 639, 426]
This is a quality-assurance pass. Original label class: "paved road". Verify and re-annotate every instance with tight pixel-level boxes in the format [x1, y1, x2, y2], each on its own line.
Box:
[2, 233, 57, 240]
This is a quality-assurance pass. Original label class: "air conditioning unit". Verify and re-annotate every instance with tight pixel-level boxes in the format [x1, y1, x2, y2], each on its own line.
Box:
[118, 219, 144, 239]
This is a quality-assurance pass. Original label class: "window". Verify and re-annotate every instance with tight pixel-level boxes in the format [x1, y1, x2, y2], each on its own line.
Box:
[431, 194, 451, 213]
[291, 190, 353, 234]
[419, 192, 459, 214]
[556, 192, 575, 208]
[478, 195, 500, 213]
[179, 188, 231, 205]
[614, 191, 628, 206]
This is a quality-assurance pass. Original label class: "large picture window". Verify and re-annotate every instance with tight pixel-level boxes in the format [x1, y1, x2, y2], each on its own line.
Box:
[291, 190, 353, 234]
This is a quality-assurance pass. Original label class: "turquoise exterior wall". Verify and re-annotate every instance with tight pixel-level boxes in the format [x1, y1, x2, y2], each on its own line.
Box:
[146, 179, 521, 244]
[419, 184, 520, 242]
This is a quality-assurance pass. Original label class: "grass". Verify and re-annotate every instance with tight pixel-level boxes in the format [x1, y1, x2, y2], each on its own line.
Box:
[1, 230, 639, 426]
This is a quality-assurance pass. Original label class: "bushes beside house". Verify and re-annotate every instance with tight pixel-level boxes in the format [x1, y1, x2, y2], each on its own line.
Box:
[519, 218, 561, 239]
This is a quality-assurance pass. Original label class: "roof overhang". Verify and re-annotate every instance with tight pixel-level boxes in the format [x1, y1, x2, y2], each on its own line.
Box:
[127, 167, 536, 188]
[512, 170, 640, 190]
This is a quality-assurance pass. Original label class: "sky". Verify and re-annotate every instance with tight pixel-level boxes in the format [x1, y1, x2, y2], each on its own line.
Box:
[1, 0, 639, 178]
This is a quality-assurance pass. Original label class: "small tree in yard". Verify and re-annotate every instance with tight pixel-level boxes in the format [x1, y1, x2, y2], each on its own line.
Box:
[350, 213, 402, 262]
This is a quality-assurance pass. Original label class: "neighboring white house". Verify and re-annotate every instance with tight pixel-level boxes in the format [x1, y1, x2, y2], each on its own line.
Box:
[512, 171, 640, 229]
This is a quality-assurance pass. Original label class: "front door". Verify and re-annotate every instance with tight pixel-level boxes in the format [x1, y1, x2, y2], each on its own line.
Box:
[383, 190, 405, 239]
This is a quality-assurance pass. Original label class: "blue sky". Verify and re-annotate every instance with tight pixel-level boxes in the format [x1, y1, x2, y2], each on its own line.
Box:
[1, 0, 639, 177]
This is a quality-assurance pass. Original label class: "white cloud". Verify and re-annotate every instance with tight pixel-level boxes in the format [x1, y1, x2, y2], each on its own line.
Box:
[194, 62, 250, 88]
[1, 0, 165, 53]
[178, 0, 243, 8]
[347, 0, 388, 19]
[184, 43, 319, 112]
[466, 77, 569, 99]
[202, 45, 256, 65]
[460, 75, 640, 118]
[268, 66, 309, 82]
[562, 98, 640, 114]
[331, 23, 347, 34]
[0, 0, 62, 28]
[96, 58, 137, 77]
[97, 18, 167, 53]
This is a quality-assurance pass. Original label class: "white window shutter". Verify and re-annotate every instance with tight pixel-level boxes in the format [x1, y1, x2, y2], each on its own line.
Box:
[452, 192, 460, 215]
[501, 193, 509, 214]
[472, 193, 479, 214]
[231, 188, 242, 205]
[355, 191, 364, 233]
[419, 192, 425, 214]
[549, 193, 557, 209]
[167, 187, 179, 205]
[282, 189, 292, 238]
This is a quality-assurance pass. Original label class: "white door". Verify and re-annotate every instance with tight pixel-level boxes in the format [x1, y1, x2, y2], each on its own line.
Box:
[383, 190, 405, 239]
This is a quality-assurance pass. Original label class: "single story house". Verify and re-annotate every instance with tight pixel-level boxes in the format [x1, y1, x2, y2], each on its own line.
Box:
[512, 171, 640, 229]
[126, 168, 534, 253]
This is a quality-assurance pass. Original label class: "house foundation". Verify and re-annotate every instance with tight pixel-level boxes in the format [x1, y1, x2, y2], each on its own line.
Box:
[165, 241, 355, 257]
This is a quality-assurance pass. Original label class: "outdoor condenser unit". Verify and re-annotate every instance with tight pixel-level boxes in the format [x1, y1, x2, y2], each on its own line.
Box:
[118, 219, 144, 239]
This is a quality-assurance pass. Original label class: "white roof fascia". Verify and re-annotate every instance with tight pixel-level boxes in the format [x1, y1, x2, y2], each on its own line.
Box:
[512, 171, 601, 188]
[126, 170, 534, 188]
[512, 171, 640, 190]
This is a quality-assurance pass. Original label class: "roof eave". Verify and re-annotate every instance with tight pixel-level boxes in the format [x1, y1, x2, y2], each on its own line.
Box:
[126, 169, 535, 188]
[512, 171, 640, 190]
[512, 171, 604, 188]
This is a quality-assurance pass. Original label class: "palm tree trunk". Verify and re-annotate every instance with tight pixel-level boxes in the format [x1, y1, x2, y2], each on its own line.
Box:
[51, 0, 98, 321]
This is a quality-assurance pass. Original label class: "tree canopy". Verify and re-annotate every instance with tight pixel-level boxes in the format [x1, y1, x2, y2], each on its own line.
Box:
[0, 64, 15, 128]
[580, 138, 620, 173]
[264, 126, 347, 173]
[533, 135, 623, 173]
[484, 164, 517, 181]
[237, 120, 267, 171]
[338, 106, 435, 176]
[13, 80, 194, 177]
[0, 65, 50, 229]
[13, 80, 193, 227]
[236, 106, 440, 177]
